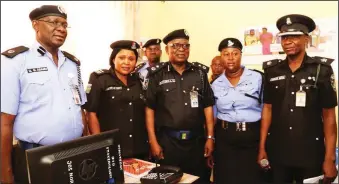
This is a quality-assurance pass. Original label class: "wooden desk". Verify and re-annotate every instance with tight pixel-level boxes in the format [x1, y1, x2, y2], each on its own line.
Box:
[123, 159, 199, 183]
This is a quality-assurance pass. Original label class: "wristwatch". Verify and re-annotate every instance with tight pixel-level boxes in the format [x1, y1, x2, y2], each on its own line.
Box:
[207, 135, 215, 140]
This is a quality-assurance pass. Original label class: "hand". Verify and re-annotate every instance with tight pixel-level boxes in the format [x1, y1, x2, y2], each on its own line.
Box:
[323, 160, 337, 180]
[1, 172, 14, 184]
[206, 155, 214, 169]
[149, 141, 164, 160]
[204, 139, 214, 157]
[257, 148, 270, 169]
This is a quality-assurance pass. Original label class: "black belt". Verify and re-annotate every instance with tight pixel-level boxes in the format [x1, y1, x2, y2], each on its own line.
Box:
[217, 119, 260, 131]
[18, 140, 42, 150]
[161, 127, 203, 140]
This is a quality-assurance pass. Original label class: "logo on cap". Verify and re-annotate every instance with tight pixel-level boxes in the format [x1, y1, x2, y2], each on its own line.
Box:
[184, 29, 189, 36]
[321, 58, 327, 63]
[228, 40, 234, 47]
[131, 42, 136, 49]
[57, 6, 66, 14]
[156, 39, 160, 44]
[7, 49, 15, 54]
[286, 17, 292, 25]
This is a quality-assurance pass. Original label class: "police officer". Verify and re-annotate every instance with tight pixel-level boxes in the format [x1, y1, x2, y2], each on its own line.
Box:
[135, 38, 162, 90]
[258, 14, 338, 183]
[84, 40, 149, 159]
[145, 29, 215, 183]
[211, 38, 263, 184]
[209, 56, 224, 84]
[1, 5, 87, 184]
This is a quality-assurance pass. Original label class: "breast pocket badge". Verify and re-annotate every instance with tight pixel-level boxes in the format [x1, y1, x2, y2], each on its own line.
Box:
[190, 91, 199, 108]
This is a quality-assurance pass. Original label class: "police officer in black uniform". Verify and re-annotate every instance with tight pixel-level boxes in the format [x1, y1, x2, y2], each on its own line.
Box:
[258, 14, 338, 183]
[84, 40, 149, 159]
[145, 29, 215, 183]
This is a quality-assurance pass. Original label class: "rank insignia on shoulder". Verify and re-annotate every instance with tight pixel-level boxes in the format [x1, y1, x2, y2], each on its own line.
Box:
[94, 69, 109, 76]
[147, 62, 167, 75]
[62, 51, 81, 66]
[1, 46, 29, 58]
[312, 56, 334, 66]
[191, 62, 209, 73]
[262, 59, 281, 70]
[331, 73, 336, 92]
[134, 62, 146, 72]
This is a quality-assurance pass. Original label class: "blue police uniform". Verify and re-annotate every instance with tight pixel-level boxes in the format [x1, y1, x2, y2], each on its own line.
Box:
[1, 42, 87, 146]
[212, 37, 264, 184]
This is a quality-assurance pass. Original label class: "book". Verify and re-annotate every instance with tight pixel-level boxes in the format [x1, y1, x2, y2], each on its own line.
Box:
[123, 158, 156, 178]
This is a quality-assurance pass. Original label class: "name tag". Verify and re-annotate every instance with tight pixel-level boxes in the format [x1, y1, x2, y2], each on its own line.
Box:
[27, 67, 48, 73]
[105, 86, 122, 91]
[270, 75, 286, 82]
[159, 79, 175, 85]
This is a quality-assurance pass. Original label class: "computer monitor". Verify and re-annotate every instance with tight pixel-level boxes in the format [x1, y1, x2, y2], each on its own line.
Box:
[26, 129, 124, 184]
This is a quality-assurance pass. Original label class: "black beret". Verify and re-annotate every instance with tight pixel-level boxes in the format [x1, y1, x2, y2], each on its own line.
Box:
[276, 14, 316, 36]
[142, 38, 162, 48]
[110, 40, 140, 50]
[29, 5, 67, 21]
[163, 29, 189, 45]
[218, 38, 243, 52]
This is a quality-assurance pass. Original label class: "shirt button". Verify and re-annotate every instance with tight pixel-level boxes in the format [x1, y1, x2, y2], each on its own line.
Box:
[275, 86, 278, 89]
[181, 78, 184, 81]
[166, 89, 169, 92]
[316, 137, 319, 140]
[127, 88, 130, 91]
[183, 90, 186, 93]
[129, 134, 133, 138]
[291, 92, 294, 95]
[129, 102, 132, 105]
[291, 75, 294, 78]
[290, 109, 293, 112]
[130, 119, 133, 122]
[69, 107, 71, 110]
[185, 103, 188, 105]
[112, 96, 115, 99]
[289, 127, 292, 130]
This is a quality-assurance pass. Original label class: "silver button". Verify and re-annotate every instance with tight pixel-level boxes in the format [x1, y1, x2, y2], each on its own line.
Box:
[129, 134, 133, 138]
[181, 78, 184, 81]
[306, 87, 309, 89]
[289, 127, 292, 130]
[291, 75, 294, 78]
[268, 133, 270, 135]
[291, 92, 294, 95]
[69, 107, 71, 109]
[316, 137, 319, 140]
[166, 89, 169, 92]
[129, 102, 132, 105]
[290, 109, 293, 112]
[185, 103, 188, 105]
[127, 88, 130, 91]
[197, 88, 199, 90]
[183, 90, 186, 93]
[130, 119, 132, 122]
[112, 96, 115, 99]
[275, 86, 278, 89]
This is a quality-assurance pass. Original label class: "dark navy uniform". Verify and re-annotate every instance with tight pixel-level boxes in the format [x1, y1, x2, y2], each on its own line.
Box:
[84, 41, 149, 159]
[146, 61, 215, 181]
[263, 14, 338, 182]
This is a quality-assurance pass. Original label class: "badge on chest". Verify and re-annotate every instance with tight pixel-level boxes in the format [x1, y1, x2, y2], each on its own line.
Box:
[296, 79, 306, 107]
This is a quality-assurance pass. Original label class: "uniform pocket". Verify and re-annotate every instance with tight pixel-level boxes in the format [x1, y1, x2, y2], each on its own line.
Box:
[26, 74, 53, 104]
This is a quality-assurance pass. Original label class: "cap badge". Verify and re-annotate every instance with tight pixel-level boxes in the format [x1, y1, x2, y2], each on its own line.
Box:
[227, 40, 234, 47]
[131, 42, 136, 49]
[321, 58, 327, 63]
[156, 39, 160, 44]
[7, 49, 15, 54]
[57, 6, 66, 14]
[184, 29, 189, 36]
[267, 61, 272, 66]
[286, 17, 292, 25]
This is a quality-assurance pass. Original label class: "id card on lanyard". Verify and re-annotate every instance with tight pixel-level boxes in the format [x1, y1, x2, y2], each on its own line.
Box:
[68, 73, 81, 105]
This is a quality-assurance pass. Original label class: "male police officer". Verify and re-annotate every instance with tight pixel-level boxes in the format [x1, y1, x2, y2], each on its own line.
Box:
[1, 5, 87, 184]
[258, 14, 338, 183]
[145, 29, 215, 183]
[135, 38, 162, 90]
[209, 56, 224, 84]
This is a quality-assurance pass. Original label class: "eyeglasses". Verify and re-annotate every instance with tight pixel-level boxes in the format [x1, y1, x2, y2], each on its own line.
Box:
[37, 20, 70, 29]
[168, 43, 190, 50]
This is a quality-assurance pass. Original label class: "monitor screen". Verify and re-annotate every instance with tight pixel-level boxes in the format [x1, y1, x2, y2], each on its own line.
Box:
[26, 129, 124, 184]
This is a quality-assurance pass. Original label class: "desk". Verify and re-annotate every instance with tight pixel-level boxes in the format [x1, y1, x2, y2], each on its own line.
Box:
[123, 159, 199, 183]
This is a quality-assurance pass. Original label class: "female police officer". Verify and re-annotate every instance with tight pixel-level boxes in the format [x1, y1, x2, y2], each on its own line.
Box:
[84, 40, 149, 159]
[211, 38, 264, 183]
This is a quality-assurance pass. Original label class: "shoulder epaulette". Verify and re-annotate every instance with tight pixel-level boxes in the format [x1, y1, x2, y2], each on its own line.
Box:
[1, 46, 29, 58]
[62, 51, 81, 66]
[93, 69, 110, 76]
[191, 62, 209, 73]
[262, 59, 282, 70]
[134, 62, 146, 72]
[311, 56, 334, 66]
[147, 62, 167, 75]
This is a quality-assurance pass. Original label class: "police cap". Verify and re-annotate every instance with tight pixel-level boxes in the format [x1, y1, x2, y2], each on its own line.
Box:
[218, 38, 243, 52]
[29, 5, 67, 21]
[110, 40, 140, 50]
[163, 29, 189, 45]
[143, 38, 162, 48]
[276, 14, 316, 36]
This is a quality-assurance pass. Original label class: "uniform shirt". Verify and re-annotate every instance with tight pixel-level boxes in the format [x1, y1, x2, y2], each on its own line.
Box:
[212, 67, 263, 123]
[263, 54, 338, 167]
[146, 61, 215, 130]
[84, 68, 148, 158]
[1, 42, 87, 145]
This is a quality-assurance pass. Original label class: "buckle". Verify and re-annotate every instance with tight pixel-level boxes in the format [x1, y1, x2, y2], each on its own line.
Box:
[236, 122, 246, 131]
[179, 131, 190, 140]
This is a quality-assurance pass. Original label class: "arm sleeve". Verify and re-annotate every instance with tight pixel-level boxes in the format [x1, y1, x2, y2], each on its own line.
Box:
[263, 70, 273, 104]
[202, 72, 215, 108]
[83, 73, 102, 112]
[145, 74, 158, 110]
[1, 56, 21, 115]
[319, 66, 338, 108]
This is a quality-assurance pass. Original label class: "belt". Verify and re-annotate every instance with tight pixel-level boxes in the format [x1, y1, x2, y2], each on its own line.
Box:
[217, 119, 260, 131]
[162, 128, 202, 140]
[18, 140, 42, 150]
